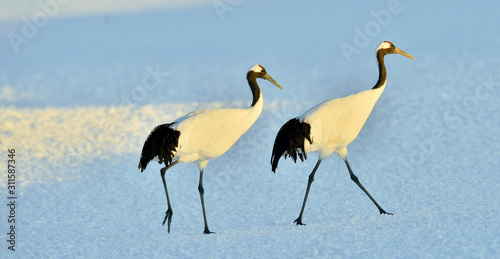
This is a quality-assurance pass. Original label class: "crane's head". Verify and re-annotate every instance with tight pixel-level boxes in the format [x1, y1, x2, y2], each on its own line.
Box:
[377, 41, 415, 60]
[248, 64, 283, 90]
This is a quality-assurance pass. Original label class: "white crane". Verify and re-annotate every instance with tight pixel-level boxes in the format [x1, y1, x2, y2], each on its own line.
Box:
[271, 41, 415, 225]
[139, 64, 283, 234]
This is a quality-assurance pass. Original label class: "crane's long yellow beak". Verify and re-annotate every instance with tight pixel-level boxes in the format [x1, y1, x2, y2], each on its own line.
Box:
[264, 74, 284, 90]
[396, 48, 416, 60]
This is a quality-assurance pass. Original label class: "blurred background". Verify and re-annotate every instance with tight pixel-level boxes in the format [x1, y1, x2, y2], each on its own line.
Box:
[2, 0, 499, 108]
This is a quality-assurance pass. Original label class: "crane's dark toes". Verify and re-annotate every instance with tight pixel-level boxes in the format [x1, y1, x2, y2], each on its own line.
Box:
[380, 210, 393, 215]
[203, 226, 215, 234]
[203, 229, 215, 235]
[294, 218, 306, 226]
[162, 208, 173, 233]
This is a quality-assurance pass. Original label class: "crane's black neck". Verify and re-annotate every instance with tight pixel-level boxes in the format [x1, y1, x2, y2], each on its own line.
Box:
[372, 50, 387, 90]
[247, 72, 261, 107]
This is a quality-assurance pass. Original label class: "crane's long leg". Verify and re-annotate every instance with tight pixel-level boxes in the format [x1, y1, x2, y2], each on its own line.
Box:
[198, 169, 214, 234]
[294, 159, 322, 225]
[160, 160, 179, 233]
[343, 158, 392, 215]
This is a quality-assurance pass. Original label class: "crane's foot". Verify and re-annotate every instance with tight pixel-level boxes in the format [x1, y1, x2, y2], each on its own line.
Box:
[380, 209, 393, 215]
[162, 208, 173, 233]
[294, 217, 306, 226]
[203, 227, 215, 235]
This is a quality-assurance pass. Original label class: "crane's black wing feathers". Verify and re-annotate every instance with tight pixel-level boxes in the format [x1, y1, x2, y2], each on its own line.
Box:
[271, 118, 312, 172]
[138, 123, 180, 172]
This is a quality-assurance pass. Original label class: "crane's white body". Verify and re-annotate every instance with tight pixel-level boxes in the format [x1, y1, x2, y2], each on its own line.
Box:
[300, 82, 386, 160]
[171, 93, 263, 169]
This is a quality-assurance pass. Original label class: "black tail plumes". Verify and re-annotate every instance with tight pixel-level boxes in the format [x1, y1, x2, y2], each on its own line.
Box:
[271, 118, 312, 172]
[138, 123, 180, 172]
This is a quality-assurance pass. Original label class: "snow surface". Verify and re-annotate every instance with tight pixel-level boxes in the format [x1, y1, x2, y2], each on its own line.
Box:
[1, 0, 500, 258]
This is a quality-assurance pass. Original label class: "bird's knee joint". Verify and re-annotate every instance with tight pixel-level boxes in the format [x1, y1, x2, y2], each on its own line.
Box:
[198, 185, 204, 194]
[308, 174, 315, 184]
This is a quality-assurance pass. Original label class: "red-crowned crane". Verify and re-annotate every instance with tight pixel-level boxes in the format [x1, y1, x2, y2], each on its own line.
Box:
[271, 41, 415, 225]
[139, 64, 283, 234]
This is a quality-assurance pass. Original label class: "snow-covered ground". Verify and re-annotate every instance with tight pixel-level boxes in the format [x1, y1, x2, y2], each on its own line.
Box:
[1, 0, 500, 258]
